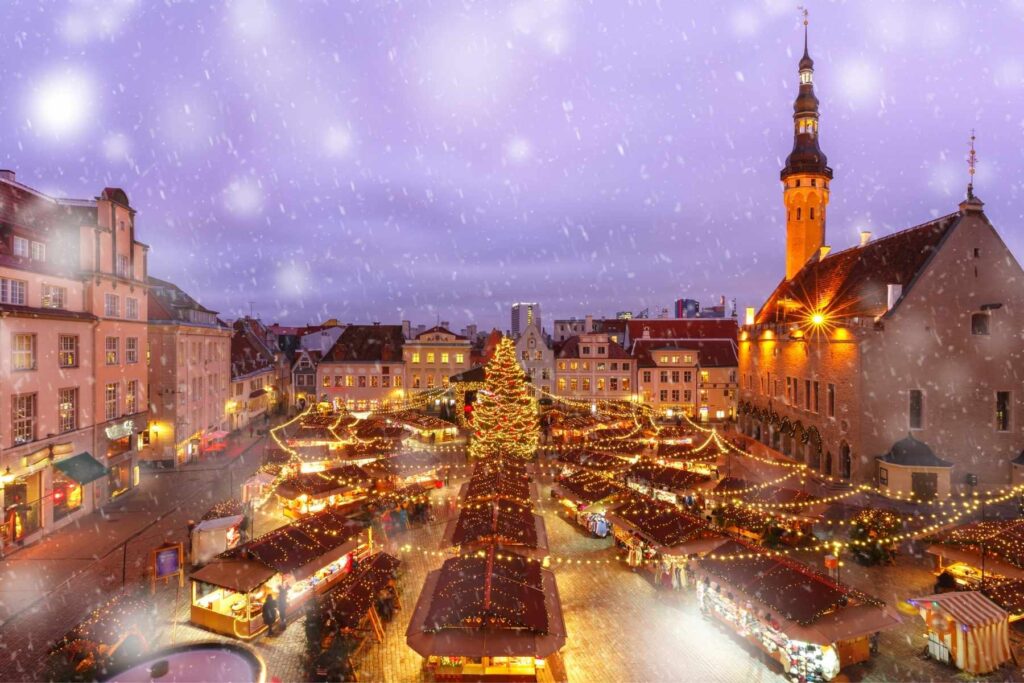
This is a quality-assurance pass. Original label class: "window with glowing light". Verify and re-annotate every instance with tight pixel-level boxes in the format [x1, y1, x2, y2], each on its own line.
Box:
[909, 389, 924, 430]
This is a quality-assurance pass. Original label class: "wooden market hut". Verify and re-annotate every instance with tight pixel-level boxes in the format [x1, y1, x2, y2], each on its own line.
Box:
[459, 468, 539, 506]
[189, 511, 371, 639]
[274, 465, 371, 518]
[551, 469, 626, 538]
[441, 499, 549, 560]
[623, 462, 713, 502]
[694, 540, 900, 681]
[406, 547, 567, 681]
[908, 591, 1013, 675]
[556, 449, 629, 473]
[362, 451, 444, 490]
[927, 519, 1024, 585]
[319, 552, 402, 651]
[606, 496, 725, 563]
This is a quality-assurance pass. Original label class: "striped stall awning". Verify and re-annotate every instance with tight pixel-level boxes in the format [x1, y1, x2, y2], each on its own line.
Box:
[915, 591, 1008, 628]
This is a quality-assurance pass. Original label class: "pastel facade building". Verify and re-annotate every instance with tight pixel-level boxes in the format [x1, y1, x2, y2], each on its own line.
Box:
[0, 173, 149, 549]
[146, 277, 231, 466]
[317, 324, 406, 412]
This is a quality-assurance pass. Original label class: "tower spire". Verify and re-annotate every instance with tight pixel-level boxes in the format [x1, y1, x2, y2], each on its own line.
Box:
[967, 129, 977, 200]
[781, 11, 832, 281]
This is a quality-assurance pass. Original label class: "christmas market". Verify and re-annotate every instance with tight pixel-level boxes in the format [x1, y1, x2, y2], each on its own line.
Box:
[622, 461, 713, 503]
[392, 411, 460, 443]
[908, 590, 1013, 675]
[694, 540, 900, 681]
[406, 547, 567, 682]
[188, 511, 372, 639]
[556, 449, 629, 472]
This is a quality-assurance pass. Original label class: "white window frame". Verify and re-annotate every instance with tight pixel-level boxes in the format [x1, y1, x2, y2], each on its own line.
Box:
[105, 336, 120, 365]
[12, 236, 29, 258]
[105, 383, 120, 421]
[105, 293, 120, 317]
[0, 278, 27, 305]
[12, 333, 35, 370]
[125, 337, 138, 364]
[41, 283, 66, 309]
[59, 387, 78, 433]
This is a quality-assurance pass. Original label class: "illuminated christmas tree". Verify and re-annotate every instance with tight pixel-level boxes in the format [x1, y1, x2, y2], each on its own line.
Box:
[469, 336, 539, 460]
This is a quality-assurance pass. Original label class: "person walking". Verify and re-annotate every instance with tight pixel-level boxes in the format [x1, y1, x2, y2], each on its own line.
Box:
[277, 584, 289, 634]
[261, 593, 278, 635]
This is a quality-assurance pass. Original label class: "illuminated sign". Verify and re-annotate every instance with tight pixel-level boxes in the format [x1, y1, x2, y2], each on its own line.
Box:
[105, 419, 135, 440]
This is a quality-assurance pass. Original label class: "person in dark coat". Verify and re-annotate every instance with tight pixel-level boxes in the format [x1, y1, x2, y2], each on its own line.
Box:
[261, 594, 278, 634]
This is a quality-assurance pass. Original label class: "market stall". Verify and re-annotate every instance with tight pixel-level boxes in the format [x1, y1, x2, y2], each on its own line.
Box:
[191, 514, 245, 566]
[623, 461, 712, 504]
[459, 466, 539, 506]
[694, 539, 900, 681]
[441, 499, 549, 560]
[606, 496, 725, 589]
[392, 411, 459, 443]
[319, 552, 402, 644]
[406, 547, 567, 682]
[551, 469, 625, 538]
[241, 471, 277, 504]
[927, 519, 1024, 586]
[274, 465, 371, 519]
[362, 451, 444, 490]
[557, 449, 629, 473]
[708, 477, 818, 545]
[908, 591, 1012, 675]
[189, 510, 371, 639]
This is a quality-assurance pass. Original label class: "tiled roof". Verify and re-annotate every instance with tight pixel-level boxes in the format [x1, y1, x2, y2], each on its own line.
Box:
[231, 329, 274, 379]
[626, 319, 737, 341]
[555, 335, 632, 359]
[322, 324, 405, 363]
[756, 213, 960, 324]
[631, 339, 738, 368]
[147, 276, 221, 325]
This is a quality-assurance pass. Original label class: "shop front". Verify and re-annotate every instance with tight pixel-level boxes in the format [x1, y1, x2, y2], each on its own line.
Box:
[189, 511, 371, 639]
[52, 452, 107, 524]
[98, 417, 145, 501]
[694, 540, 899, 681]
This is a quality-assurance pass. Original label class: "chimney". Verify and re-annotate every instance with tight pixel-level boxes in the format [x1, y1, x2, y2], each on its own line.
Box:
[886, 284, 903, 311]
[860, 231, 872, 247]
[584, 315, 593, 333]
[0, 170, 14, 182]
[402, 320, 411, 339]
[720, 295, 726, 307]
[642, 326, 651, 340]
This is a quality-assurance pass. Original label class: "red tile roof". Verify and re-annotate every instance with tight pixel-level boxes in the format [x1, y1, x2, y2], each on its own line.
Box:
[322, 324, 405, 363]
[756, 213, 960, 325]
[626, 319, 737, 341]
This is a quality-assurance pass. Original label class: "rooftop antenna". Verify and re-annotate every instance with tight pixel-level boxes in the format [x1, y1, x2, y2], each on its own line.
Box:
[248, 301, 255, 318]
[967, 129, 977, 200]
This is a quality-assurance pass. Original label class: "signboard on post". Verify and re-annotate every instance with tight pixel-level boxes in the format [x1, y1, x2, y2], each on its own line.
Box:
[150, 542, 184, 593]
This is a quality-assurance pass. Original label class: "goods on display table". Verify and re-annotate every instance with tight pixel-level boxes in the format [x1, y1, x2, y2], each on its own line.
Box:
[552, 469, 625, 538]
[909, 591, 1012, 675]
[406, 546, 566, 682]
[189, 510, 371, 639]
[274, 465, 370, 518]
[694, 540, 899, 681]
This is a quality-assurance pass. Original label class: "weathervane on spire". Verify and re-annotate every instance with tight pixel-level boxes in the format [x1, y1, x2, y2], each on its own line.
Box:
[967, 129, 977, 200]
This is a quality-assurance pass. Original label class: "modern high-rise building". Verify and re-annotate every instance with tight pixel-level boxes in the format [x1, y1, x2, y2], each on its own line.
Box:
[510, 302, 541, 338]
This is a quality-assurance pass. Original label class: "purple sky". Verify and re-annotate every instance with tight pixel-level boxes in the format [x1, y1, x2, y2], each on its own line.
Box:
[2, 1, 1023, 330]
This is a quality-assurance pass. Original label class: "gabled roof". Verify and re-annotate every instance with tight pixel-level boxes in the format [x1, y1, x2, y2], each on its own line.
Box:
[555, 335, 631, 359]
[756, 213, 960, 325]
[231, 329, 274, 380]
[631, 339, 738, 368]
[322, 324, 405, 363]
[414, 325, 467, 341]
[626, 319, 737, 341]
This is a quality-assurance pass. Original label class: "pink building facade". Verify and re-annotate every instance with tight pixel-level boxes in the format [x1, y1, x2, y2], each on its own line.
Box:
[0, 173, 150, 550]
